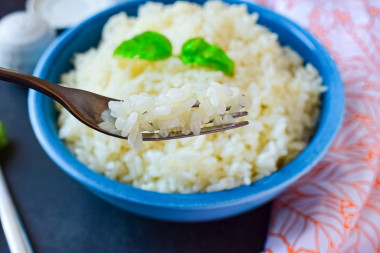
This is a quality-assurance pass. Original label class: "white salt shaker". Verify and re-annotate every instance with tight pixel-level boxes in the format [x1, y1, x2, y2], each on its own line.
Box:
[0, 11, 56, 75]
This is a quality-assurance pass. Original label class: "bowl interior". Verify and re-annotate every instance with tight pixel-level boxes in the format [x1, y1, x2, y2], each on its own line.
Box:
[29, 0, 344, 208]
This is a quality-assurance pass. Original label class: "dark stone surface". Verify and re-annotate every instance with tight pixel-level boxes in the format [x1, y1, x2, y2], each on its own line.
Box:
[0, 1, 271, 252]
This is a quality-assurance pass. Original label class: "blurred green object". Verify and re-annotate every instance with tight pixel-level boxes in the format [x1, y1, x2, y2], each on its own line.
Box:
[180, 38, 234, 76]
[0, 121, 7, 149]
[113, 31, 172, 61]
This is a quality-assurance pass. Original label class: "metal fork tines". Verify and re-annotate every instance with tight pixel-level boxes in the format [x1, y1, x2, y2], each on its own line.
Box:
[100, 102, 249, 141]
[141, 121, 249, 141]
[139, 110, 249, 141]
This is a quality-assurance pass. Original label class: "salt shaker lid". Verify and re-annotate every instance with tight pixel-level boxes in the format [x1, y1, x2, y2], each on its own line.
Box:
[0, 11, 56, 74]
[0, 11, 52, 45]
[26, 0, 117, 29]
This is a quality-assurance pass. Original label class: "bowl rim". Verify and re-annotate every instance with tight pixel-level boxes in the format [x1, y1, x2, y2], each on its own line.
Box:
[28, 0, 345, 209]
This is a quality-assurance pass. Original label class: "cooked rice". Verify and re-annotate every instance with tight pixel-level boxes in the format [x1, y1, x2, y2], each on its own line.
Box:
[99, 82, 249, 151]
[57, 1, 325, 193]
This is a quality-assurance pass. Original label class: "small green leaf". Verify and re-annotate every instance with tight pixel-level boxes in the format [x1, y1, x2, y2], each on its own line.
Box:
[180, 38, 234, 76]
[113, 31, 172, 61]
[0, 121, 7, 149]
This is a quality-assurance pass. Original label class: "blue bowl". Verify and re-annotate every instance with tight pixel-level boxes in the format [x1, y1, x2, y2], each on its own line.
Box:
[28, 0, 344, 222]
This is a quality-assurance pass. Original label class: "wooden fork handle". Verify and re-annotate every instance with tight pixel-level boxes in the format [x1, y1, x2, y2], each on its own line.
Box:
[0, 67, 66, 103]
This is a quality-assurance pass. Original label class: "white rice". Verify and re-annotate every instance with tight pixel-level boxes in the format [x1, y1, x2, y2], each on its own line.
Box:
[99, 82, 249, 151]
[57, 1, 325, 193]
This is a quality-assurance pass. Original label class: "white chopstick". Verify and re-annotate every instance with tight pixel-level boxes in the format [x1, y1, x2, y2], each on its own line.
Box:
[0, 164, 33, 253]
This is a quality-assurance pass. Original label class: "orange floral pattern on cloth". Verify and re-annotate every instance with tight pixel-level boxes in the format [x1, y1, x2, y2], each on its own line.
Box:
[249, 0, 380, 252]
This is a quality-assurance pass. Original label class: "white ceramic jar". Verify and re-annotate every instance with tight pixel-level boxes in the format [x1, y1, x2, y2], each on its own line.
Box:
[0, 11, 56, 74]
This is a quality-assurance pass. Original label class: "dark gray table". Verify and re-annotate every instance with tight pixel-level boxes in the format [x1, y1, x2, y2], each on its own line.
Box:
[0, 1, 271, 252]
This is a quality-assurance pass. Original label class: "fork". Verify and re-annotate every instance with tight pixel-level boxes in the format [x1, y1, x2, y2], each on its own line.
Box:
[0, 163, 33, 253]
[0, 67, 248, 140]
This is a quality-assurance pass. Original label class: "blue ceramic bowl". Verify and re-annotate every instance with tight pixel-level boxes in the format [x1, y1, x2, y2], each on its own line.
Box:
[28, 0, 344, 222]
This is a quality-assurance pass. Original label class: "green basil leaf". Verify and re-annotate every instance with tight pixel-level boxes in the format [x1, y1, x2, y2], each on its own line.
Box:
[0, 121, 7, 149]
[113, 31, 172, 61]
[180, 38, 234, 76]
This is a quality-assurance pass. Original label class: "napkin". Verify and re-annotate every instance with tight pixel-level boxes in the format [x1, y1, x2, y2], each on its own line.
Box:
[251, 0, 380, 252]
